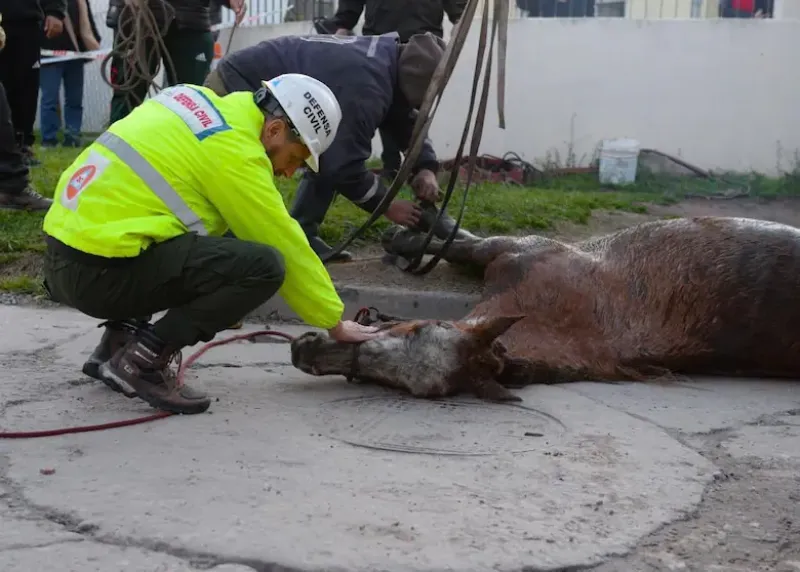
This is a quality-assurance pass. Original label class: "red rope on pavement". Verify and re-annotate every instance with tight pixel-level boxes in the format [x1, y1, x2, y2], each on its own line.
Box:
[0, 329, 297, 439]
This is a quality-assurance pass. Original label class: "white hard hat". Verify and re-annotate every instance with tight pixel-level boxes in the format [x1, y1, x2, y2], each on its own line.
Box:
[261, 73, 342, 173]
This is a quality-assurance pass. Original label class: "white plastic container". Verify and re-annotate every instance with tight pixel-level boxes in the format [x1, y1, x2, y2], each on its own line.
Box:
[598, 138, 641, 186]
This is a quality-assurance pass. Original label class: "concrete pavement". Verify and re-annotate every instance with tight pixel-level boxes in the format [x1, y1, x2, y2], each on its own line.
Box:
[1, 304, 798, 571]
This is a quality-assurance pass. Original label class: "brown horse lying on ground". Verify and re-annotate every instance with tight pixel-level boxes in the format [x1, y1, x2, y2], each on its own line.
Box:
[290, 217, 800, 402]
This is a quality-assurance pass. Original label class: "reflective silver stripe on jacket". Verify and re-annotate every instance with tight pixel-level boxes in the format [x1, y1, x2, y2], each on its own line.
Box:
[95, 131, 209, 236]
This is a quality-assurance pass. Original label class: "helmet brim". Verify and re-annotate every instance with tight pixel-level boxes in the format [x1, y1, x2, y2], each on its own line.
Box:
[305, 151, 320, 173]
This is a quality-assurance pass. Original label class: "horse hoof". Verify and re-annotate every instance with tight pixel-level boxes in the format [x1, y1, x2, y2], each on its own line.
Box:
[381, 225, 422, 256]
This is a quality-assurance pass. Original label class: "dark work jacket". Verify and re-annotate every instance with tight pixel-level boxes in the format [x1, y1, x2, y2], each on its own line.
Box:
[41, 0, 101, 53]
[106, 0, 231, 31]
[0, 0, 66, 22]
[332, 0, 466, 42]
[217, 34, 440, 208]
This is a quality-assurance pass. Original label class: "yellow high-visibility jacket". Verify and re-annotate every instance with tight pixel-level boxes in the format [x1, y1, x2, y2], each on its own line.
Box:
[42, 84, 344, 330]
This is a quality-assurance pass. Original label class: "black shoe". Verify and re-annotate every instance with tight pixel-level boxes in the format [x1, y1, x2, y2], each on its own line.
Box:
[62, 136, 83, 148]
[0, 187, 53, 211]
[309, 236, 354, 263]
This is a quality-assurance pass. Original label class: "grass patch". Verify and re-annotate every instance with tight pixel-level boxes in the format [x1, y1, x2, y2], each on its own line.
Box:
[0, 274, 44, 295]
[2, 141, 799, 294]
[1, 143, 658, 256]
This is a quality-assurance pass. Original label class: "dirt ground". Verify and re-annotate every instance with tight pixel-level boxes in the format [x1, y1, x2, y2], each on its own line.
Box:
[592, 413, 800, 572]
[327, 197, 800, 294]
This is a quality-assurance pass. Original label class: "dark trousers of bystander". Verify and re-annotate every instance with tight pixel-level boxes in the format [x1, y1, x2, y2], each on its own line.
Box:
[0, 82, 29, 197]
[0, 21, 42, 150]
[108, 19, 215, 124]
[43, 232, 286, 349]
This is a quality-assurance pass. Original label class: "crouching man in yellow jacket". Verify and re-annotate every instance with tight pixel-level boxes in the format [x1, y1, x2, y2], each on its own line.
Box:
[41, 73, 380, 415]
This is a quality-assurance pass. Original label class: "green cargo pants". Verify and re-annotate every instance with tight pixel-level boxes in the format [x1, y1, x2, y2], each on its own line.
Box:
[108, 20, 215, 125]
[43, 233, 286, 349]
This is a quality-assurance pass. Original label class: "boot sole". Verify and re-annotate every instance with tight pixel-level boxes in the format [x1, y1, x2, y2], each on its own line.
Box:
[98, 363, 210, 415]
[83, 359, 140, 396]
[97, 362, 142, 398]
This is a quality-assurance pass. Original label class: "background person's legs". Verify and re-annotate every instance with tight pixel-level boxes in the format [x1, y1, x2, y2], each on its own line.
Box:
[108, 14, 159, 124]
[163, 23, 215, 86]
[0, 82, 51, 210]
[0, 21, 42, 163]
[61, 60, 86, 147]
[38, 62, 64, 147]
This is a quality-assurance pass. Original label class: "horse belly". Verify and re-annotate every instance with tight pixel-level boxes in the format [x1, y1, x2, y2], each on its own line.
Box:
[610, 219, 800, 376]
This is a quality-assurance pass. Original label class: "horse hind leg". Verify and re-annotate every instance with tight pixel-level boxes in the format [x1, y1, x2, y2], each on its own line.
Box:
[381, 225, 482, 266]
[381, 225, 520, 269]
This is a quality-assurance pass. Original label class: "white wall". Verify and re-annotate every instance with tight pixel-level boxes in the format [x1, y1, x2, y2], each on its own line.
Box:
[773, 0, 800, 19]
[45, 12, 800, 176]
[426, 18, 800, 175]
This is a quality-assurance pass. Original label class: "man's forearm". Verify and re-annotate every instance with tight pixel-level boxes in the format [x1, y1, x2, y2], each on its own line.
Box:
[411, 137, 439, 177]
[334, 170, 389, 214]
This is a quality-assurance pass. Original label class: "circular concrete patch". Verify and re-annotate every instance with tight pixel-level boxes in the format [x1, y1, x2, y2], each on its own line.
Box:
[318, 395, 566, 456]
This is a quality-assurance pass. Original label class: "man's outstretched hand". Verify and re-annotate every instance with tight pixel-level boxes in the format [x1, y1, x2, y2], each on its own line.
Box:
[411, 169, 442, 203]
[328, 320, 382, 343]
[385, 199, 422, 227]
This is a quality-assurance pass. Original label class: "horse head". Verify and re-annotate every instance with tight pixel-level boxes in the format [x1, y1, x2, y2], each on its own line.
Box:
[290, 315, 526, 402]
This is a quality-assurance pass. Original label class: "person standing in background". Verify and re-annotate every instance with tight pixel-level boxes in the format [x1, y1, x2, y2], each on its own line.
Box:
[105, 0, 245, 124]
[720, 0, 773, 17]
[0, 0, 66, 166]
[327, 0, 466, 182]
[40, 0, 101, 148]
[0, 13, 53, 210]
[209, 0, 222, 42]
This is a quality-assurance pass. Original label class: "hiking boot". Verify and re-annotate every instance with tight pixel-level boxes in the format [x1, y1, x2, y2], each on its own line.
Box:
[309, 236, 354, 263]
[82, 321, 137, 383]
[99, 335, 211, 415]
[0, 187, 53, 211]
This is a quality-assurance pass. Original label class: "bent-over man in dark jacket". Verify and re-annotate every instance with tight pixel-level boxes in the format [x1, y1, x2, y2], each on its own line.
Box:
[327, 0, 466, 181]
[205, 32, 449, 262]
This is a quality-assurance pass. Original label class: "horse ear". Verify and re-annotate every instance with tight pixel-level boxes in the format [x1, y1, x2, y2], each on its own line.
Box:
[468, 315, 525, 347]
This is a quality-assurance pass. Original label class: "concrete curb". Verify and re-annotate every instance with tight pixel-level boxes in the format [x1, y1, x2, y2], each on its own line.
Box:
[248, 284, 481, 325]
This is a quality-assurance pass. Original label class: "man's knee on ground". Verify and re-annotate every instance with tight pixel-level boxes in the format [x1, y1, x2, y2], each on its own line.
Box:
[236, 242, 286, 288]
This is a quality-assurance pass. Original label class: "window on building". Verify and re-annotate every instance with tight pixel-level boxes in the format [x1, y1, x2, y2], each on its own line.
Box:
[595, 0, 626, 17]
